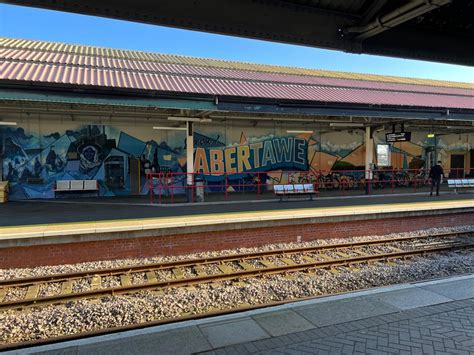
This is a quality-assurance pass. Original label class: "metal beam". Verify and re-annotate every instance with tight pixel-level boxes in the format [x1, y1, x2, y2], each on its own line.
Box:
[0, 89, 216, 111]
[217, 101, 474, 121]
[346, 0, 451, 40]
[2, 0, 357, 52]
[2, 0, 473, 65]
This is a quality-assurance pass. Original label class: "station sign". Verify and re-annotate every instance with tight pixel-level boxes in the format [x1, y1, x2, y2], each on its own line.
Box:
[385, 131, 411, 142]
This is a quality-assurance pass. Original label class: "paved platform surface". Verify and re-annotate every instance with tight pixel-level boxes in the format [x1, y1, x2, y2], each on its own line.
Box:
[0, 194, 473, 241]
[1, 192, 472, 227]
[14, 274, 474, 355]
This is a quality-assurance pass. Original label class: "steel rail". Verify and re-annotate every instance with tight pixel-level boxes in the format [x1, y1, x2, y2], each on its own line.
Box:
[0, 231, 469, 288]
[2, 270, 473, 352]
[1, 241, 472, 311]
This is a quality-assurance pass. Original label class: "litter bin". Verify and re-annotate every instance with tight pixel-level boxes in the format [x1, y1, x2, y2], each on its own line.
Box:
[0, 181, 9, 203]
[195, 177, 205, 202]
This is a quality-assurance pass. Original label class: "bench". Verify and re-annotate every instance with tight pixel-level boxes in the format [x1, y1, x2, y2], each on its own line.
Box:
[274, 183, 317, 201]
[54, 180, 99, 198]
[447, 179, 474, 193]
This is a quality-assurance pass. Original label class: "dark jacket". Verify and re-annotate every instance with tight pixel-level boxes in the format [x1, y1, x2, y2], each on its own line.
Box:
[429, 164, 444, 180]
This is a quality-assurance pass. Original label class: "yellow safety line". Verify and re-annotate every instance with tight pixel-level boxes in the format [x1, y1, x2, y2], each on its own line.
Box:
[0, 199, 473, 236]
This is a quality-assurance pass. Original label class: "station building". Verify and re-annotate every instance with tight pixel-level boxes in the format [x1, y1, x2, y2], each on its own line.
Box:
[0, 37, 473, 200]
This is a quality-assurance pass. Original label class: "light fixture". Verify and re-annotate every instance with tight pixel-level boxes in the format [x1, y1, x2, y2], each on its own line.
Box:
[153, 126, 187, 131]
[0, 121, 17, 126]
[329, 123, 365, 127]
[286, 130, 314, 134]
[168, 116, 212, 123]
[427, 133, 435, 138]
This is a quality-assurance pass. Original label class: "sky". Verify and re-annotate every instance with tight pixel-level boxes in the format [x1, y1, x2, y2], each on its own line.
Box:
[1, 4, 473, 83]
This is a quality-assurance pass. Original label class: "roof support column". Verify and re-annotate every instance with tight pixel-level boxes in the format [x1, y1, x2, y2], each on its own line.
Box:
[186, 121, 194, 198]
[365, 126, 374, 194]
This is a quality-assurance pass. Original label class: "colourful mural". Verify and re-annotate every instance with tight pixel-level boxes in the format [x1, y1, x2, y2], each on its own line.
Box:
[1, 120, 473, 200]
[0, 124, 186, 199]
[194, 136, 308, 175]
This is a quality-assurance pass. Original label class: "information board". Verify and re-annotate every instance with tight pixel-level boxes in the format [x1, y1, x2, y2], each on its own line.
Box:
[377, 144, 391, 166]
[385, 132, 411, 142]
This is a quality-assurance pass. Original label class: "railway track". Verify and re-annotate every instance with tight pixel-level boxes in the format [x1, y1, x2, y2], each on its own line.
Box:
[0, 231, 472, 311]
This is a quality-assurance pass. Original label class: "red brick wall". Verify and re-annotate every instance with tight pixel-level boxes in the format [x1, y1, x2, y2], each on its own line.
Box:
[1, 212, 473, 268]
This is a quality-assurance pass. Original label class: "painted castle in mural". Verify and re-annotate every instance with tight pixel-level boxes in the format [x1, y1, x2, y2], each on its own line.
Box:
[1, 123, 473, 200]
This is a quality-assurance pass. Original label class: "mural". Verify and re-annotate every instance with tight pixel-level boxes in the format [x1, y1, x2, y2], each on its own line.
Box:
[194, 136, 308, 174]
[0, 124, 186, 199]
[1, 120, 473, 200]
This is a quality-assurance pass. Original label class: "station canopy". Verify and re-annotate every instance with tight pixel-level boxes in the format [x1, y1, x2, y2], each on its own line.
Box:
[3, 0, 474, 66]
[0, 37, 473, 122]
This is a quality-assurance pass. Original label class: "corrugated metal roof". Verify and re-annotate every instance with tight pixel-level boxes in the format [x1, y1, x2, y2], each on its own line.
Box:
[2, 47, 472, 97]
[1, 37, 473, 90]
[2, 59, 473, 109]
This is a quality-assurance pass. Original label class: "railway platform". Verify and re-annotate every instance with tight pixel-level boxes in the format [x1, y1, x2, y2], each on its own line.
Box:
[0, 193, 473, 268]
[10, 273, 474, 354]
[1, 191, 472, 228]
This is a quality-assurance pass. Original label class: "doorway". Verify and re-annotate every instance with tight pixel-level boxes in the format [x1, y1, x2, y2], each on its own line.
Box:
[470, 150, 474, 177]
[129, 157, 140, 195]
[105, 156, 125, 189]
[450, 154, 465, 178]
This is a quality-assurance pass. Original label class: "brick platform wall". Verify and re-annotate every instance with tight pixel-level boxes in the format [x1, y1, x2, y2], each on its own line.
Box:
[1, 212, 473, 268]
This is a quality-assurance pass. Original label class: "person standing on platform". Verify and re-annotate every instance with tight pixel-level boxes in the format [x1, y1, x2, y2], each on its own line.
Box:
[429, 160, 444, 196]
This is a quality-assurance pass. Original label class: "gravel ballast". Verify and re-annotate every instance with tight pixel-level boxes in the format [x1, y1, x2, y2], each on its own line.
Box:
[0, 225, 473, 345]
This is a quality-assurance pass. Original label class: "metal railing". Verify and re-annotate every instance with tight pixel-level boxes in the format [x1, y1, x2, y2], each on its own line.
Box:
[146, 167, 473, 204]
